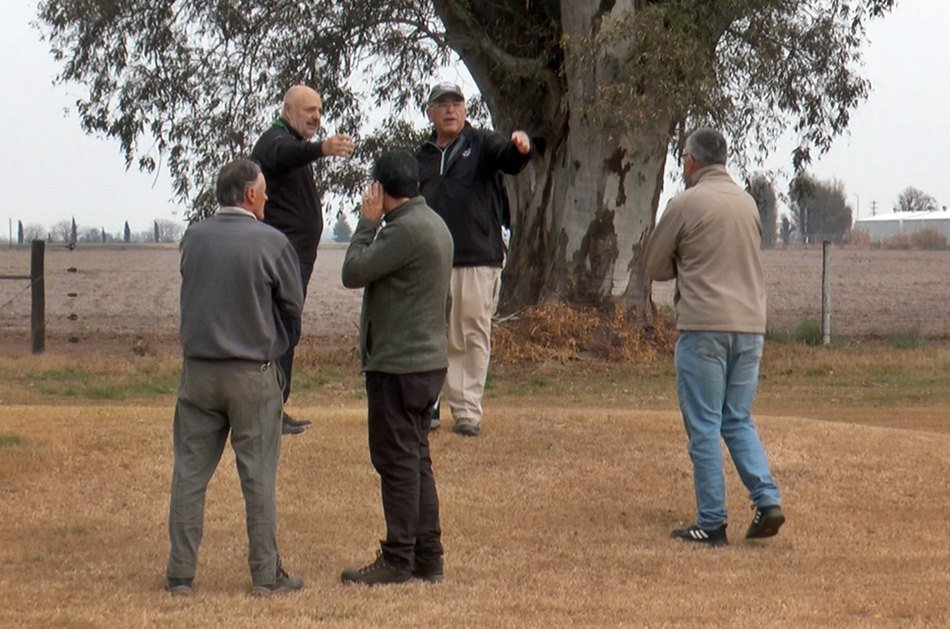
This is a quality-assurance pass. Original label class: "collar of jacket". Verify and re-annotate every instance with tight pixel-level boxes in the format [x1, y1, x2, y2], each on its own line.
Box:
[272, 117, 305, 140]
[426, 121, 473, 148]
[216, 206, 258, 220]
[688, 164, 731, 188]
[382, 195, 427, 225]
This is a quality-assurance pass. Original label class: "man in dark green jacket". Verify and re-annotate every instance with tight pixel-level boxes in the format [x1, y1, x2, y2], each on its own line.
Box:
[340, 150, 453, 586]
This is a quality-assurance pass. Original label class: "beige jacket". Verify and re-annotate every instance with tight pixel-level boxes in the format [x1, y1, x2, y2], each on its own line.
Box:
[645, 165, 766, 333]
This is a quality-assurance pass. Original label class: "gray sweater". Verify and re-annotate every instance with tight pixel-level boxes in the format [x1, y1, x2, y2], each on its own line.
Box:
[342, 196, 453, 374]
[179, 208, 304, 361]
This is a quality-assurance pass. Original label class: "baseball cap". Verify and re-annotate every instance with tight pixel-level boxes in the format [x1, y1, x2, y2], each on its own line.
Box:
[427, 82, 465, 104]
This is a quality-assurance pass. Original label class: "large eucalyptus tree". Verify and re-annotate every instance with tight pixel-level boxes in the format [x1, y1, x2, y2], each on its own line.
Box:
[38, 0, 894, 319]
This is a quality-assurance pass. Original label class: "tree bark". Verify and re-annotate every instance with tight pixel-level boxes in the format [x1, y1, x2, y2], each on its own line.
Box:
[436, 0, 670, 324]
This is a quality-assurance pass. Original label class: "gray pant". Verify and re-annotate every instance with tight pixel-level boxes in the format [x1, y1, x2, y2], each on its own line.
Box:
[166, 358, 283, 586]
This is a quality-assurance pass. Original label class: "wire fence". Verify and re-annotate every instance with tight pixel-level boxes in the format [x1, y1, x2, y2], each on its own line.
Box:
[3, 243, 950, 347]
[651, 244, 950, 340]
[0, 240, 45, 352]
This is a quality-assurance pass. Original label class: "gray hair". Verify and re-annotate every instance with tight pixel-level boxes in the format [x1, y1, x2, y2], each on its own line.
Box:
[684, 127, 728, 167]
[215, 159, 262, 207]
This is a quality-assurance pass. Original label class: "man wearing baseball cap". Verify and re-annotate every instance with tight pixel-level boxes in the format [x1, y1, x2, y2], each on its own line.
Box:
[416, 81, 532, 438]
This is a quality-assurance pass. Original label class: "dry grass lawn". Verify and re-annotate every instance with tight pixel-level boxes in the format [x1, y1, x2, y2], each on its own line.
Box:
[2, 386, 949, 627]
[2, 240, 950, 626]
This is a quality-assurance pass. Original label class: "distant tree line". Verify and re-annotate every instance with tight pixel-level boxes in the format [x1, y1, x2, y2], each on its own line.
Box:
[10, 218, 183, 244]
[744, 172, 857, 247]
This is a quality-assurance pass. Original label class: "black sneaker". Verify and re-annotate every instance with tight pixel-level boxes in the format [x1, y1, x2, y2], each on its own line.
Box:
[671, 523, 728, 547]
[252, 558, 304, 597]
[164, 576, 193, 597]
[746, 504, 785, 539]
[411, 558, 444, 583]
[453, 421, 480, 437]
[341, 552, 411, 586]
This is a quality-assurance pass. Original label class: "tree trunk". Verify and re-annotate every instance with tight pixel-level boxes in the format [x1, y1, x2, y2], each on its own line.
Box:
[501, 114, 669, 313]
[438, 0, 671, 324]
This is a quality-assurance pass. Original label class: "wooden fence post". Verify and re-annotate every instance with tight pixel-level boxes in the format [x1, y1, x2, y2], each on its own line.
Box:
[30, 239, 45, 354]
[821, 240, 831, 345]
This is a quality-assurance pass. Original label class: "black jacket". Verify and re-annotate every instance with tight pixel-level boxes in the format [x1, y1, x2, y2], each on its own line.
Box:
[250, 119, 326, 264]
[417, 124, 531, 267]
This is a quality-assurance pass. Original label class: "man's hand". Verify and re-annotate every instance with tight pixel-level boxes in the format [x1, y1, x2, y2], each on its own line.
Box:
[322, 133, 355, 157]
[511, 130, 531, 155]
[360, 182, 384, 224]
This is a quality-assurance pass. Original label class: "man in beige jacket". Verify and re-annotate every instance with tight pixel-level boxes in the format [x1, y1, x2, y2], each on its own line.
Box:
[645, 127, 784, 547]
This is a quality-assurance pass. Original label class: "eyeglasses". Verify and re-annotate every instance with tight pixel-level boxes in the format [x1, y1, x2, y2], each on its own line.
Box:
[429, 99, 465, 111]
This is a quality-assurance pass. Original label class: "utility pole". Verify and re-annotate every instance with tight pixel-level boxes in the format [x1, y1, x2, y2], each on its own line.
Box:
[870, 200, 878, 216]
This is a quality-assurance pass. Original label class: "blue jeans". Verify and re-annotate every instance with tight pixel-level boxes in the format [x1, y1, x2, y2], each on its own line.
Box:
[277, 260, 314, 402]
[675, 332, 780, 529]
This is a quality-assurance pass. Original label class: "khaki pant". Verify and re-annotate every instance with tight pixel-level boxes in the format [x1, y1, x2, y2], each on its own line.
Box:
[445, 266, 501, 427]
[166, 358, 283, 586]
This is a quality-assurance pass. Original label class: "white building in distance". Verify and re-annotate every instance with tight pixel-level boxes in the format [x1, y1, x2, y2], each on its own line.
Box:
[853, 209, 950, 242]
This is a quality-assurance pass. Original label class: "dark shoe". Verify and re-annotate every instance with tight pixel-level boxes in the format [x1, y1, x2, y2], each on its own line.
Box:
[164, 576, 193, 597]
[746, 504, 785, 539]
[252, 559, 304, 597]
[283, 412, 312, 428]
[411, 559, 444, 583]
[281, 414, 307, 435]
[671, 523, 728, 547]
[453, 421, 480, 437]
[341, 552, 411, 586]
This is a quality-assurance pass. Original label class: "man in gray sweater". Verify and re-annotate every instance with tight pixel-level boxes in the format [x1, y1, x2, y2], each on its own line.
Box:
[340, 150, 454, 585]
[645, 128, 784, 547]
[165, 158, 305, 596]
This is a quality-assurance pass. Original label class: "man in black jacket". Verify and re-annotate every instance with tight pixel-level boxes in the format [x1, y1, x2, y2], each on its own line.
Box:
[416, 82, 532, 437]
[251, 85, 354, 435]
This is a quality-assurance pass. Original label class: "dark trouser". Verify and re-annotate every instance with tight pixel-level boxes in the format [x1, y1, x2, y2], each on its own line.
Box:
[277, 260, 314, 402]
[365, 369, 446, 570]
[166, 358, 284, 586]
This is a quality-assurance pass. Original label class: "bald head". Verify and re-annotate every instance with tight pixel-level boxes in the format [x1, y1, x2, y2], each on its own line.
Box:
[282, 85, 323, 138]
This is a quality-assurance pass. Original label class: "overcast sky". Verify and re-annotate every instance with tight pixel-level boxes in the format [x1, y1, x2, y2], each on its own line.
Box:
[1, 0, 947, 237]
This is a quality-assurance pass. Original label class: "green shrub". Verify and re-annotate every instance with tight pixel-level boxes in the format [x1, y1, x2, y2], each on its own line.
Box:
[794, 318, 824, 346]
[765, 327, 793, 344]
[888, 328, 923, 350]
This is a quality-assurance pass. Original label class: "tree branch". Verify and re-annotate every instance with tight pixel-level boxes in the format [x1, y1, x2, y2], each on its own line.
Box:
[433, 0, 546, 79]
